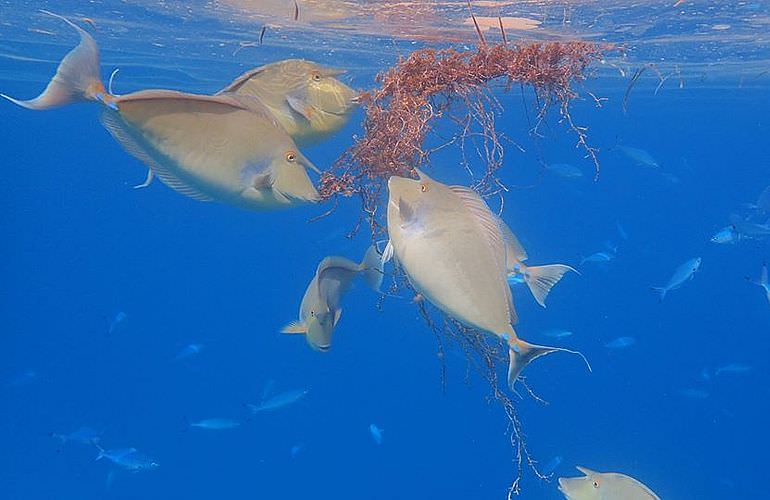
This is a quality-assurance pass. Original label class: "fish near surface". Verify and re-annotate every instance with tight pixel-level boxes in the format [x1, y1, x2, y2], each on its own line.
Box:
[651, 257, 701, 301]
[559, 466, 660, 500]
[282, 246, 383, 352]
[385, 169, 586, 388]
[219, 59, 358, 145]
[1, 12, 320, 209]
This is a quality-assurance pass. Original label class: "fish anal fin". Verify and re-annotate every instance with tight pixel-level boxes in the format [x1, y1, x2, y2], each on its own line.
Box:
[524, 264, 576, 307]
[281, 321, 307, 334]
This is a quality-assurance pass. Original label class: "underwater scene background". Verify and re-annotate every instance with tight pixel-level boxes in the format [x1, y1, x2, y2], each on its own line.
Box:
[1, 1, 769, 499]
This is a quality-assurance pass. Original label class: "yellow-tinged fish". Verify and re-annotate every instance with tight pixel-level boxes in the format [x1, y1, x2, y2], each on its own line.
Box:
[384, 169, 586, 388]
[1, 12, 320, 208]
[218, 59, 358, 145]
[282, 246, 382, 351]
[558, 466, 661, 500]
[498, 219, 577, 307]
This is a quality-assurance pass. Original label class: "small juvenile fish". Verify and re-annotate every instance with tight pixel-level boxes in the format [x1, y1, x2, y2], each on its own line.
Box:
[679, 388, 710, 399]
[542, 329, 574, 339]
[95, 446, 159, 472]
[580, 251, 615, 266]
[748, 263, 770, 305]
[715, 363, 752, 376]
[559, 465, 660, 499]
[189, 418, 240, 430]
[2, 13, 320, 209]
[710, 226, 739, 244]
[4, 369, 39, 387]
[651, 257, 701, 301]
[51, 426, 101, 447]
[290, 444, 303, 459]
[546, 163, 584, 179]
[618, 145, 660, 168]
[369, 424, 384, 445]
[108, 311, 127, 335]
[605, 336, 636, 349]
[172, 343, 203, 362]
[282, 246, 382, 351]
[218, 59, 359, 146]
[245, 388, 308, 414]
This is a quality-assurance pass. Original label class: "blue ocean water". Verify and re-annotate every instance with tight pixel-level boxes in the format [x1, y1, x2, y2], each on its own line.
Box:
[1, 2, 769, 499]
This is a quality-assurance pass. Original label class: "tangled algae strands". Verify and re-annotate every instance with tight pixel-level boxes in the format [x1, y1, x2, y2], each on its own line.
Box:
[319, 40, 613, 234]
[317, 40, 612, 496]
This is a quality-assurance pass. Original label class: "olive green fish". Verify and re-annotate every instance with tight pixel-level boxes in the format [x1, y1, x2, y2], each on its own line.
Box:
[1, 12, 320, 208]
[282, 246, 382, 351]
[384, 169, 586, 388]
[499, 219, 577, 307]
[559, 466, 661, 500]
[219, 59, 358, 146]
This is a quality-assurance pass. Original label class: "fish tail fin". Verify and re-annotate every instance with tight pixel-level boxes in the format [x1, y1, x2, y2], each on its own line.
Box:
[359, 245, 384, 292]
[281, 321, 307, 334]
[522, 264, 577, 307]
[507, 336, 592, 389]
[94, 443, 105, 461]
[2, 11, 110, 110]
[650, 286, 667, 302]
[761, 263, 768, 287]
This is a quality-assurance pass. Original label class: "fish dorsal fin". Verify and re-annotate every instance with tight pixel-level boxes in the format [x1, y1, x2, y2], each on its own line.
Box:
[217, 66, 268, 95]
[114, 90, 250, 111]
[449, 186, 517, 324]
[497, 217, 528, 268]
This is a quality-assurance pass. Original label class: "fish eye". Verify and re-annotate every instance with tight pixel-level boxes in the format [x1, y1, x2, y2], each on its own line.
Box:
[311, 72, 321, 82]
[285, 151, 297, 163]
[420, 183, 429, 193]
[593, 481, 599, 489]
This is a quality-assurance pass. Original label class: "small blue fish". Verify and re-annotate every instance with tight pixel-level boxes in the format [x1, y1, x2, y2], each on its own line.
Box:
[4, 369, 39, 387]
[618, 145, 659, 168]
[95, 446, 159, 472]
[580, 251, 615, 266]
[542, 329, 573, 339]
[651, 257, 701, 301]
[369, 424, 384, 445]
[246, 388, 308, 414]
[51, 426, 101, 447]
[604, 337, 636, 349]
[715, 363, 752, 376]
[290, 444, 303, 459]
[711, 226, 738, 244]
[108, 312, 127, 335]
[545, 163, 584, 179]
[172, 343, 203, 362]
[189, 418, 240, 430]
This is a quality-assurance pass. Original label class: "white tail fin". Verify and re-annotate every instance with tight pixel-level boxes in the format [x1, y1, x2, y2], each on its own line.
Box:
[359, 245, 384, 292]
[523, 264, 576, 307]
[507, 337, 591, 389]
[1, 11, 106, 110]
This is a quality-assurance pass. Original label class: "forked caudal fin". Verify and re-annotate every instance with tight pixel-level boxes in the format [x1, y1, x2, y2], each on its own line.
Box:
[523, 264, 577, 307]
[507, 337, 592, 389]
[650, 286, 667, 302]
[1, 11, 109, 110]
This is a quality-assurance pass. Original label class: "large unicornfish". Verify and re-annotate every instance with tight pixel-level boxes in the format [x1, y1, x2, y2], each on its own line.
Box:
[558, 466, 661, 500]
[1, 12, 320, 208]
[219, 59, 358, 146]
[384, 169, 587, 388]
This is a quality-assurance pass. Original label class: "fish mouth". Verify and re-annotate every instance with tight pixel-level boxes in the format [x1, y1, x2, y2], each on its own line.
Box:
[316, 344, 331, 352]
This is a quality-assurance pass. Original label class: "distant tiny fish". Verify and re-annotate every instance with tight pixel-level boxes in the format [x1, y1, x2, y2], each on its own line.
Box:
[604, 337, 636, 349]
[172, 343, 203, 362]
[715, 363, 752, 376]
[189, 418, 240, 430]
[4, 369, 39, 387]
[245, 388, 308, 414]
[545, 163, 584, 179]
[651, 257, 701, 301]
[747, 263, 770, 305]
[290, 444, 303, 459]
[51, 426, 101, 448]
[698, 367, 713, 382]
[95, 446, 159, 472]
[616, 222, 629, 241]
[618, 145, 659, 168]
[542, 329, 573, 339]
[679, 388, 710, 399]
[580, 251, 615, 266]
[369, 424, 384, 445]
[108, 311, 127, 335]
[711, 226, 739, 244]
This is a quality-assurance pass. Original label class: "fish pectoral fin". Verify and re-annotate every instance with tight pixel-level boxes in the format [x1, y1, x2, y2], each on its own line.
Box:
[285, 93, 313, 122]
[524, 264, 577, 307]
[333, 308, 342, 326]
[133, 169, 154, 189]
[507, 338, 591, 389]
[281, 321, 307, 334]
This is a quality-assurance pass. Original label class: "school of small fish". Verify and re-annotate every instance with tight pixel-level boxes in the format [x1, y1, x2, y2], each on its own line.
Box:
[3, 10, 765, 499]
